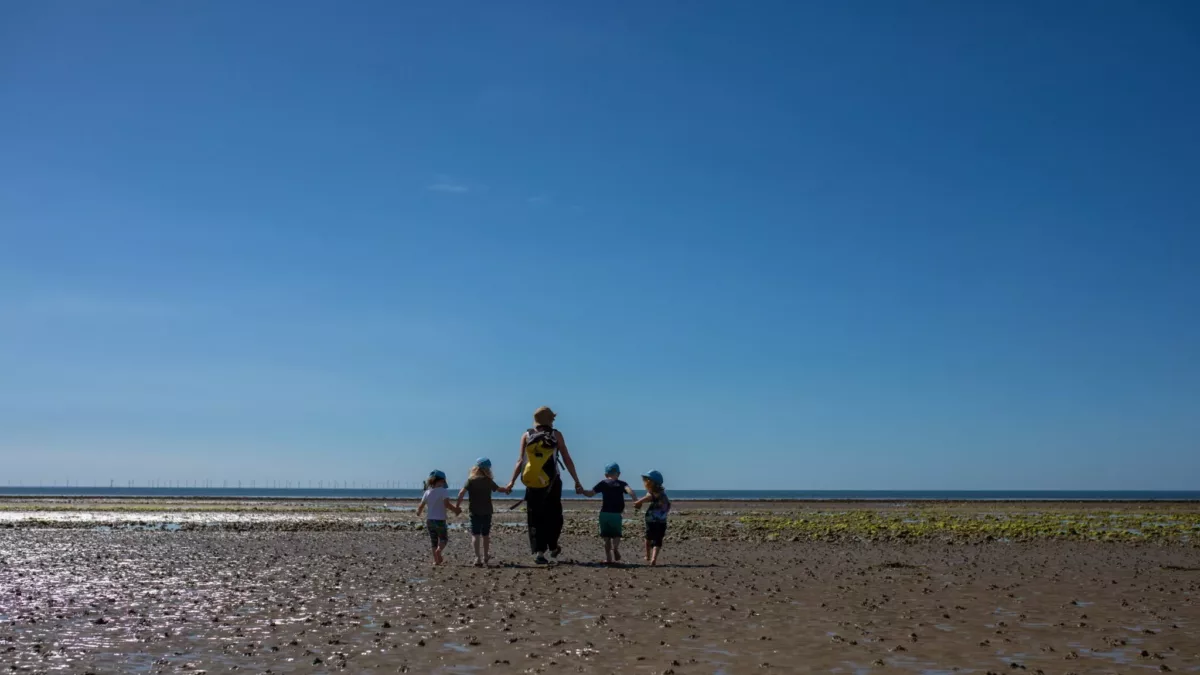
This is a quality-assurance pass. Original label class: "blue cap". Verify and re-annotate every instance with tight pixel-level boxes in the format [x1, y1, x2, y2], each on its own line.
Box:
[475, 457, 492, 469]
[604, 462, 621, 475]
[641, 470, 664, 486]
[429, 469, 446, 480]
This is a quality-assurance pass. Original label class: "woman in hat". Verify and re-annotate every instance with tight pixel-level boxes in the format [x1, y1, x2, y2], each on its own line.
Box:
[504, 406, 584, 564]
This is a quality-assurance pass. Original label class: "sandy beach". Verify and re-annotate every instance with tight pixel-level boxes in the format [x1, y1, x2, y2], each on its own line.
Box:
[1, 499, 1197, 674]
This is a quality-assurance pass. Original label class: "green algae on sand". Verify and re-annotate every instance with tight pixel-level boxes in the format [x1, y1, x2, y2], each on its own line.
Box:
[738, 510, 1200, 543]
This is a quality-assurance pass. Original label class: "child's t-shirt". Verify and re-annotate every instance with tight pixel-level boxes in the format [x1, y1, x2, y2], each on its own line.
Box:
[644, 491, 670, 523]
[422, 486, 449, 520]
[592, 478, 629, 513]
[464, 476, 500, 516]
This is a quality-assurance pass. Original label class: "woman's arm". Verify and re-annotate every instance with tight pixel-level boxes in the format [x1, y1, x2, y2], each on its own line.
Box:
[505, 433, 528, 491]
[555, 430, 583, 493]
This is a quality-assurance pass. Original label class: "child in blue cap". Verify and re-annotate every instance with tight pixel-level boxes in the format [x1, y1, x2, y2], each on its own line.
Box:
[417, 469, 461, 566]
[581, 462, 636, 564]
[633, 470, 671, 566]
[455, 457, 511, 567]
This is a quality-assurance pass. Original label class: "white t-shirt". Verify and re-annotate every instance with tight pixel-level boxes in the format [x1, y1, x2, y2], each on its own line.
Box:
[421, 486, 449, 520]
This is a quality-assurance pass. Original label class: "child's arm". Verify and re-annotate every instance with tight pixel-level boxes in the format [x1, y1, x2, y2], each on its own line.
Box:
[455, 486, 467, 511]
[624, 485, 637, 498]
[443, 497, 462, 516]
[416, 498, 426, 517]
[632, 494, 650, 508]
[582, 489, 597, 497]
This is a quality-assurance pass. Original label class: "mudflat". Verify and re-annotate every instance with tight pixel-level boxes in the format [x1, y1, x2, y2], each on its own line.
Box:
[1, 500, 1197, 674]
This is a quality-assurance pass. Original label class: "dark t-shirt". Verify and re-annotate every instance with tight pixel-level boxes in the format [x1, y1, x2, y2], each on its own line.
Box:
[465, 476, 500, 516]
[592, 478, 629, 513]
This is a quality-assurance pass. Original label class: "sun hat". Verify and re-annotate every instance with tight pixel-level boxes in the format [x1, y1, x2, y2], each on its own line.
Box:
[641, 470, 664, 487]
[604, 462, 621, 475]
[475, 457, 492, 469]
[429, 469, 446, 480]
[533, 406, 556, 426]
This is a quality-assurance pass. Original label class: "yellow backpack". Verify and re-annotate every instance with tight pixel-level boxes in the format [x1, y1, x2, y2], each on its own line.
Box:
[520, 427, 560, 489]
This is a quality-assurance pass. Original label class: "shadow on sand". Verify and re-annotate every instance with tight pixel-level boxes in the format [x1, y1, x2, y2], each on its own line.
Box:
[488, 560, 718, 570]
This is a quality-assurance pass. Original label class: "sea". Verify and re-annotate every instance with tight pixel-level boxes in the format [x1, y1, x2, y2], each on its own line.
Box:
[0, 487, 1198, 501]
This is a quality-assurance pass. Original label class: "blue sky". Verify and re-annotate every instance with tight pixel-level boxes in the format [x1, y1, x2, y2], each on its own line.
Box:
[2, 1, 1198, 489]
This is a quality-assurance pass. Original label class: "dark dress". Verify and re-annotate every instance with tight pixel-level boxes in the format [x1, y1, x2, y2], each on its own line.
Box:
[523, 425, 563, 554]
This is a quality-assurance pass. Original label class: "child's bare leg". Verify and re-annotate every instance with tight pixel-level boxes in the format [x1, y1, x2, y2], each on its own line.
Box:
[603, 537, 613, 563]
[482, 535, 491, 564]
[472, 535, 482, 564]
[645, 539, 652, 562]
[650, 545, 659, 566]
[613, 538, 622, 561]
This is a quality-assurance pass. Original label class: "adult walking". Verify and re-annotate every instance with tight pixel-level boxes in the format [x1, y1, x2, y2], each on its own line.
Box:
[505, 406, 583, 564]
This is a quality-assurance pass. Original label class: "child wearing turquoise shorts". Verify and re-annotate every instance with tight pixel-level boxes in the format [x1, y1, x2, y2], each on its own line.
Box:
[582, 463, 637, 564]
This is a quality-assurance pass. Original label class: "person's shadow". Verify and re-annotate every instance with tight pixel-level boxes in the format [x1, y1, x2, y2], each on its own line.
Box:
[491, 560, 717, 569]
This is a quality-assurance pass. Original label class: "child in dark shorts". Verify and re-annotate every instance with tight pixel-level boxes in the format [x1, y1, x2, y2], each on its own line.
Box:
[581, 462, 637, 564]
[633, 470, 670, 566]
[417, 470, 461, 566]
[455, 457, 511, 567]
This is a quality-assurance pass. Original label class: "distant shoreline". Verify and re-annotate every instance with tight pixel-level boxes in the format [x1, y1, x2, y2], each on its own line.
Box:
[2, 494, 1200, 503]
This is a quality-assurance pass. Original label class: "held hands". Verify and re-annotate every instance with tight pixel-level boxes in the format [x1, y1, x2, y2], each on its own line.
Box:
[574, 482, 584, 495]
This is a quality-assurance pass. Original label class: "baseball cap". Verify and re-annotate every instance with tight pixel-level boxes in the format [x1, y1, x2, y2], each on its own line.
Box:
[475, 457, 492, 469]
[641, 470, 664, 487]
[429, 469, 446, 480]
[604, 462, 621, 475]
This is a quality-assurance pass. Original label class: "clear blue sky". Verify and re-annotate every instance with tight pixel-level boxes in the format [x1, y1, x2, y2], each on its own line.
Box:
[2, 1, 1198, 490]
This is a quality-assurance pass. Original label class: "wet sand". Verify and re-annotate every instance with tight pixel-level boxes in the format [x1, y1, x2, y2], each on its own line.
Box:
[1, 500, 1197, 673]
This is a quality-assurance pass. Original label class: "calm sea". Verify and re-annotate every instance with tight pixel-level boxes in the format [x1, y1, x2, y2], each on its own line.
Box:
[0, 487, 1197, 501]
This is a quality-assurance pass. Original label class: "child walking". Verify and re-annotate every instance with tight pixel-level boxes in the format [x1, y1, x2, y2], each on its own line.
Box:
[633, 470, 670, 566]
[581, 462, 636, 564]
[417, 469, 461, 565]
[455, 457, 510, 567]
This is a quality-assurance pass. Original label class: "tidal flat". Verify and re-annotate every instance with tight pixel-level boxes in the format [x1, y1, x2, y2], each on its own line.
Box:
[1, 499, 1197, 673]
